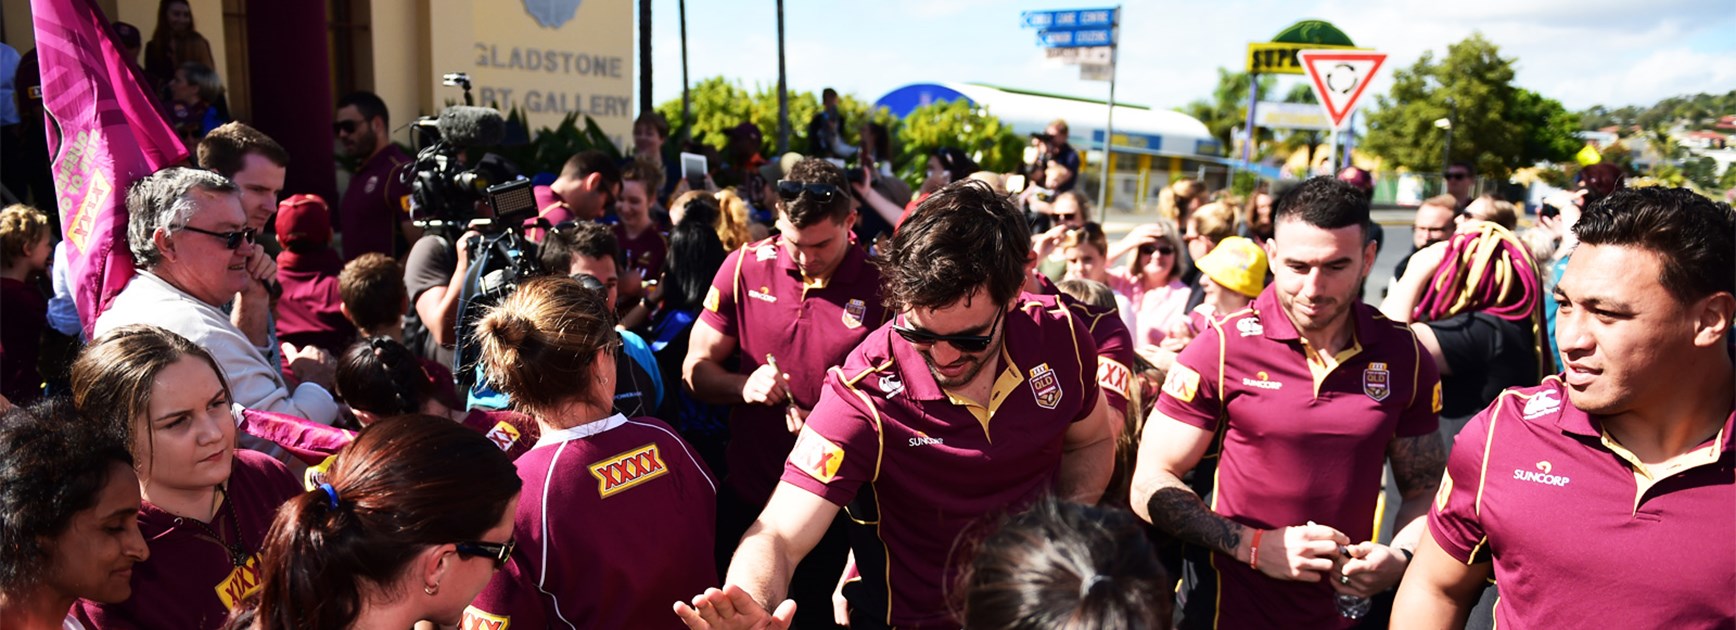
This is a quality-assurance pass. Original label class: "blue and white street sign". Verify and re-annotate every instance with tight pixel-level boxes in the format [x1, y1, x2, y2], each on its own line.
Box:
[1020, 8, 1117, 30]
[1038, 27, 1115, 48]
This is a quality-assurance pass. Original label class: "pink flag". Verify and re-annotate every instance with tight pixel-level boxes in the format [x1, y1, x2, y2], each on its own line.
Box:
[32, 0, 188, 336]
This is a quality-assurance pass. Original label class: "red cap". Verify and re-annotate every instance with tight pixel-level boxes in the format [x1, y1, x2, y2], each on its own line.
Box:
[275, 194, 332, 248]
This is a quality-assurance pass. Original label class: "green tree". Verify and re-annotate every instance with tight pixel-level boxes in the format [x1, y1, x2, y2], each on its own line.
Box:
[1719, 161, 1736, 191]
[894, 98, 1024, 189]
[654, 76, 897, 164]
[1362, 33, 1580, 177]
[1682, 155, 1720, 190]
[1180, 68, 1276, 158]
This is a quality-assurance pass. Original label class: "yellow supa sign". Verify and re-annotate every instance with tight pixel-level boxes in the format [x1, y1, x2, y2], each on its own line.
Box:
[1246, 42, 1363, 75]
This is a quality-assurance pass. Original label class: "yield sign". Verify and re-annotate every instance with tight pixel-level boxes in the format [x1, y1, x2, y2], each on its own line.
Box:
[1298, 50, 1387, 129]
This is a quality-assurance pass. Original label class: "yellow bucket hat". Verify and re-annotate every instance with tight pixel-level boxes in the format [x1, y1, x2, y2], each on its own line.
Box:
[1195, 236, 1267, 298]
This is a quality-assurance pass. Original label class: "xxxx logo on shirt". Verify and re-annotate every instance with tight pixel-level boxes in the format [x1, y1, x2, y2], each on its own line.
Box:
[793, 429, 846, 483]
[1363, 362, 1391, 402]
[1164, 364, 1201, 403]
[1097, 359, 1132, 400]
[589, 443, 669, 499]
[215, 554, 263, 610]
[703, 286, 721, 312]
[1029, 363, 1063, 410]
[462, 606, 511, 630]
[484, 421, 521, 452]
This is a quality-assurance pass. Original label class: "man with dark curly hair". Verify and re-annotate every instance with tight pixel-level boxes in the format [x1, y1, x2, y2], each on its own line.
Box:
[676, 179, 1114, 630]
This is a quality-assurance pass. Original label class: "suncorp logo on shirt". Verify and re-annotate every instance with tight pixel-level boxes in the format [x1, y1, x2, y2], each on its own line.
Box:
[1513, 460, 1570, 487]
[1241, 371, 1283, 390]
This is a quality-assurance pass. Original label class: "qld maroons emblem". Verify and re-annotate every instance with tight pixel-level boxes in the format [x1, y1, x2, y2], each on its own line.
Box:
[1029, 363, 1063, 410]
[842, 299, 867, 329]
[523, 0, 581, 29]
[1363, 362, 1390, 402]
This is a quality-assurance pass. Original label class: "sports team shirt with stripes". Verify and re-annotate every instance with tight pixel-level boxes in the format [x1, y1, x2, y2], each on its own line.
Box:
[463, 414, 717, 630]
[1155, 286, 1440, 630]
[1429, 376, 1735, 628]
[781, 298, 1100, 628]
[1024, 291, 1137, 417]
[698, 236, 885, 507]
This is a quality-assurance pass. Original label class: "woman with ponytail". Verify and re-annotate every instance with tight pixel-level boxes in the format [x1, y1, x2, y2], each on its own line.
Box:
[70, 325, 302, 630]
[239, 415, 520, 630]
[335, 336, 539, 459]
[465, 276, 717, 629]
[1381, 221, 1550, 439]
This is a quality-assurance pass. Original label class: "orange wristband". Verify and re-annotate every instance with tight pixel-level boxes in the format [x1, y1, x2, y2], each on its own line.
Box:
[1248, 529, 1264, 570]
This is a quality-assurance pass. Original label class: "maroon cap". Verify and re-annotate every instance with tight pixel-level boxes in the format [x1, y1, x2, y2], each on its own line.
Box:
[726, 122, 762, 141]
[276, 194, 332, 248]
[1337, 166, 1374, 192]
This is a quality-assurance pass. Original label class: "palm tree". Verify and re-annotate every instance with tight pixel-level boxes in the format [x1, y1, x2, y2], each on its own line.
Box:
[639, 0, 652, 113]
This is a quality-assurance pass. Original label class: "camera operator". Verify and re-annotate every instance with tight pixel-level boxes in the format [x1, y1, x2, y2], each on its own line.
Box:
[1029, 118, 1080, 194]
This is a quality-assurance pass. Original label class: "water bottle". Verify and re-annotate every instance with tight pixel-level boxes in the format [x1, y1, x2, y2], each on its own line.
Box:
[1336, 593, 1371, 619]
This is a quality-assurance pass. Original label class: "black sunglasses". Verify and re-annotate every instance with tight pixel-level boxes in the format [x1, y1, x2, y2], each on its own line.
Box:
[1138, 244, 1175, 256]
[1444, 172, 1471, 181]
[777, 180, 842, 205]
[455, 538, 515, 569]
[177, 225, 257, 250]
[892, 308, 1003, 353]
[333, 119, 362, 135]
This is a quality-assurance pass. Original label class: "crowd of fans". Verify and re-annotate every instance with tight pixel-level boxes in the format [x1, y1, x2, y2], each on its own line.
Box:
[0, 33, 1732, 630]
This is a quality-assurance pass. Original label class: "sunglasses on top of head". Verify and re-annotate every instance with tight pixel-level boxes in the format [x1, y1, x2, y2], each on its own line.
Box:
[891, 308, 1003, 353]
[777, 180, 842, 205]
[176, 225, 258, 250]
[455, 538, 515, 569]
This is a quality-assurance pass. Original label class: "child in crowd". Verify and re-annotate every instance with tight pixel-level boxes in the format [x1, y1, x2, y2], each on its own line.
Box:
[0, 204, 53, 406]
[273, 194, 355, 361]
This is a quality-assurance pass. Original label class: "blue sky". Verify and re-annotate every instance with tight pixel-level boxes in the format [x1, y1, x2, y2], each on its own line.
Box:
[644, 0, 1736, 114]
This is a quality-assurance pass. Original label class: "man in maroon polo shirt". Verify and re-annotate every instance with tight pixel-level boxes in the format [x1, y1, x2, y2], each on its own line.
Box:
[675, 179, 1115, 630]
[1130, 176, 1446, 629]
[334, 91, 417, 260]
[1393, 187, 1735, 629]
[683, 157, 885, 628]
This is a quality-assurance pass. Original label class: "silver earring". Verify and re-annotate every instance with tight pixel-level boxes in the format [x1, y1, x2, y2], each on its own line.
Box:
[424, 584, 438, 596]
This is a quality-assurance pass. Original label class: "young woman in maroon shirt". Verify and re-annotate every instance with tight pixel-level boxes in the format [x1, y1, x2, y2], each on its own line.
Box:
[70, 325, 302, 630]
[0, 400, 149, 630]
[236, 415, 521, 629]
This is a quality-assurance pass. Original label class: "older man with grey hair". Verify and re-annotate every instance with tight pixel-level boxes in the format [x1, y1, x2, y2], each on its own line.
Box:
[95, 167, 339, 424]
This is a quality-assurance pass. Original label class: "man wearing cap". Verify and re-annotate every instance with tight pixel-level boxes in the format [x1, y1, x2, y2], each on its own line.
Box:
[682, 157, 884, 627]
[1130, 176, 1445, 629]
[722, 122, 767, 190]
[676, 179, 1114, 630]
[273, 194, 354, 356]
[1393, 187, 1734, 628]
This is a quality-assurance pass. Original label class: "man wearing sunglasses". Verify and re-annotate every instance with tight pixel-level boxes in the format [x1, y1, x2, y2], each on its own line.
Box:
[334, 91, 417, 261]
[96, 167, 341, 428]
[677, 179, 1114, 630]
[683, 157, 885, 628]
[1444, 161, 1475, 212]
[1130, 177, 1445, 629]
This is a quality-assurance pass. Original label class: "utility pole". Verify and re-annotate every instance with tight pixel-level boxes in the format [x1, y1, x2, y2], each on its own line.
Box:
[679, 0, 690, 129]
[638, 0, 652, 113]
[775, 0, 789, 153]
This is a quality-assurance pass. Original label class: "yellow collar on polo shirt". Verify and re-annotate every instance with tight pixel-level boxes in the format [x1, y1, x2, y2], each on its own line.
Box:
[943, 345, 1021, 442]
[1600, 424, 1727, 514]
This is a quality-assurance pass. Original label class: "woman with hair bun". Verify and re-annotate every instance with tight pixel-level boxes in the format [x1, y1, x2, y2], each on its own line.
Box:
[0, 399, 148, 630]
[465, 275, 717, 629]
[70, 325, 302, 630]
[235, 415, 521, 630]
[335, 336, 539, 459]
[959, 497, 1170, 630]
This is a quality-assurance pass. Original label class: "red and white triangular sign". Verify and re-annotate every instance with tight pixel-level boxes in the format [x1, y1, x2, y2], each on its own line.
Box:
[1299, 50, 1387, 129]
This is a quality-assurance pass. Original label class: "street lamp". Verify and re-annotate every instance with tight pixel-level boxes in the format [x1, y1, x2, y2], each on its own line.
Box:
[1434, 117, 1453, 189]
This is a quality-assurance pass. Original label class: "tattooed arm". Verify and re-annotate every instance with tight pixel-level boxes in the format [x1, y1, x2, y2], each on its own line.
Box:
[1130, 411, 1347, 581]
[1388, 432, 1449, 552]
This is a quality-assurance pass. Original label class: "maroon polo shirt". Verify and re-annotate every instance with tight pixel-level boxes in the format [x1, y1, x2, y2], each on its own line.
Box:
[338, 144, 412, 261]
[698, 236, 885, 507]
[0, 277, 46, 404]
[615, 223, 668, 284]
[1155, 286, 1440, 630]
[1025, 291, 1136, 417]
[460, 408, 541, 462]
[1429, 376, 1735, 628]
[274, 248, 356, 356]
[77, 450, 300, 630]
[780, 298, 1100, 628]
[465, 414, 716, 630]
